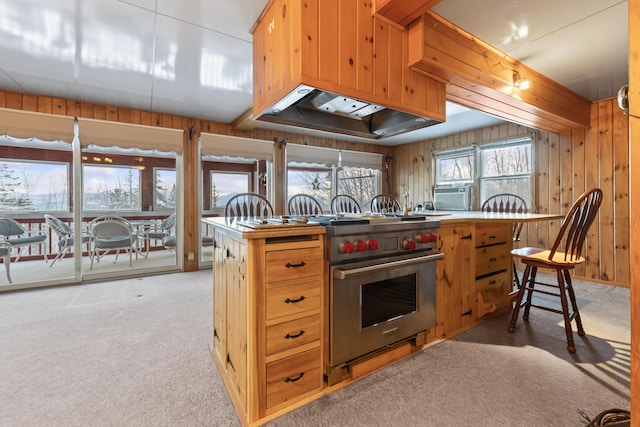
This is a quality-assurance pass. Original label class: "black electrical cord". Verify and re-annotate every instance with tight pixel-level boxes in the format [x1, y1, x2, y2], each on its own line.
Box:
[580, 408, 630, 426]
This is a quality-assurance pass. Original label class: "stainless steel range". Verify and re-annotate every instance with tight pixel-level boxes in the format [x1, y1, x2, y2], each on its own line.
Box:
[314, 214, 444, 382]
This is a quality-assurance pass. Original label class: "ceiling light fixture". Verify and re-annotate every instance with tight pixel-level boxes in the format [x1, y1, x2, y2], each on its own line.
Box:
[513, 72, 530, 90]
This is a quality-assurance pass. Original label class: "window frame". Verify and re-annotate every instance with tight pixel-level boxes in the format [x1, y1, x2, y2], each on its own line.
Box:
[433, 147, 476, 186]
[82, 163, 143, 212]
[478, 138, 533, 206]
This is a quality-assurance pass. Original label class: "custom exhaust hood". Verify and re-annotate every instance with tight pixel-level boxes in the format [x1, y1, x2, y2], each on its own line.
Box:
[251, 1, 447, 141]
[258, 84, 442, 140]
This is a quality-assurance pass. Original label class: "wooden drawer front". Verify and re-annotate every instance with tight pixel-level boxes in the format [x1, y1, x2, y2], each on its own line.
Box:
[476, 271, 510, 294]
[475, 245, 510, 276]
[266, 348, 322, 410]
[266, 247, 323, 284]
[266, 314, 320, 357]
[476, 225, 511, 247]
[266, 280, 321, 322]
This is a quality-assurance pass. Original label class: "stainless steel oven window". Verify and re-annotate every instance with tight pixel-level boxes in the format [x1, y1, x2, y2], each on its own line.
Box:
[361, 273, 417, 329]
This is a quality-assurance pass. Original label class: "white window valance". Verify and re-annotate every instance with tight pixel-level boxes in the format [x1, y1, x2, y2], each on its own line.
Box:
[77, 118, 184, 153]
[200, 133, 274, 161]
[287, 144, 382, 170]
[0, 108, 74, 142]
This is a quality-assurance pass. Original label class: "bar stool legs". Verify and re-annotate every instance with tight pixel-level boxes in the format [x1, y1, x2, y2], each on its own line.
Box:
[508, 264, 585, 353]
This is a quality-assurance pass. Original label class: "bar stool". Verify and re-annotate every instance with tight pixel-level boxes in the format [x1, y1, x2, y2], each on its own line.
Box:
[508, 188, 603, 353]
[481, 193, 528, 289]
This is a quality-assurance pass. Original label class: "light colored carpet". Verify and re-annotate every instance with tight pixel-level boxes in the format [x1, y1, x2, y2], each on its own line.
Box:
[0, 271, 630, 426]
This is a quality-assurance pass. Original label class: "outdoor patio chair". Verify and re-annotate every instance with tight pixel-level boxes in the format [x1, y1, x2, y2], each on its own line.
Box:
[44, 214, 90, 267]
[0, 217, 47, 263]
[137, 213, 176, 258]
[1, 241, 11, 283]
[89, 216, 137, 269]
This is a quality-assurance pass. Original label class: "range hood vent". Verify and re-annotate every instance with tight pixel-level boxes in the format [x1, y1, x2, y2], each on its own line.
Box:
[258, 85, 441, 139]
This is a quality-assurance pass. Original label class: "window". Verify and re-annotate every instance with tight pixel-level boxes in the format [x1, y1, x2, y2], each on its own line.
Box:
[287, 167, 332, 212]
[434, 148, 475, 185]
[286, 145, 382, 211]
[0, 159, 69, 211]
[83, 165, 141, 211]
[480, 139, 532, 206]
[337, 167, 379, 210]
[154, 168, 177, 210]
[210, 171, 250, 210]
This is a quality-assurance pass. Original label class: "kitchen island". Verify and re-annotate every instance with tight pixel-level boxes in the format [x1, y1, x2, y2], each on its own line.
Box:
[422, 211, 563, 343]
[204, 211, 561, 426]
[204, 217, 327, 426]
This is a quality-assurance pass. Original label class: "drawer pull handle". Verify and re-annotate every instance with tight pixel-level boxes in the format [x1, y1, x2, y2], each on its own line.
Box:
[489, 234, 497, 239]
[489, 257, 497, 262]
[285, 330, 305, 339]
[285, 296, 305, 304]
[460, 233, 472, 240]
[285, 261, 306, 268]
[284, 372, 305, 383]
[489, 280, 496, 285]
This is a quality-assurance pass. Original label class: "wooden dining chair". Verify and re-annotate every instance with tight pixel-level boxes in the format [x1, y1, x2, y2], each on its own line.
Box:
[224, 193, 274, 219]
[481, 193, 528, 288]
[288, 194, 323, 216]
[330, 194, 361, 214]
[508, 188, 603, 353]
[370, 194, 401, 214]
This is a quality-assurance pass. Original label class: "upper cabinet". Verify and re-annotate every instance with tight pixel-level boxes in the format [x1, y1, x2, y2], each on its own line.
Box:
[251, 0, 446, 124]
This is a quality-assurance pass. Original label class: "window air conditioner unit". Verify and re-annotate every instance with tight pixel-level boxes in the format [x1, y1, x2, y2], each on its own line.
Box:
[433, 185, 472, 211]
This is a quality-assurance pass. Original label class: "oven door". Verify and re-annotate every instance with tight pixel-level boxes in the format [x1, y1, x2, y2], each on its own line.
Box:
[329, 252, 443, 367]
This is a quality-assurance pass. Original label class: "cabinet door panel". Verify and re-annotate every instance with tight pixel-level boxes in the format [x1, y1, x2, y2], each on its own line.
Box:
[435, 224, 475, 338]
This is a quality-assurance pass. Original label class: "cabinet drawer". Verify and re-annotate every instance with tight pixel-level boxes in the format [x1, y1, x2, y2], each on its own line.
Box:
[476, 270, 510, 294]
[266, 314, 320, 357]
[266, 348, 322, 410]
[475, 244, 510, 276]
[266, 247, 323, 284]
[476, 224, 511, 247]
[266, 280, 321, 322]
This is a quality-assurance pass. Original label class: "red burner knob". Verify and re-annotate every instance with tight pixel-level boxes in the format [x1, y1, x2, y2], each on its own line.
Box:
[340, 241, 355, 254]
[416, 233, 429, 243]
[403, 238, 416, 250]
[428, 233, 438, 243]
[367, 239, 379, 250]
[355, 240, 368, 252]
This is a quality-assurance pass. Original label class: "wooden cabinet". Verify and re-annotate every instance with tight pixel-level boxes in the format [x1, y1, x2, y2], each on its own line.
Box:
[474, 223, 513, 318]
[252, 0, 446, 122]
[432, 223, 475, 341]
[210, 221, 325, 426]
[213, 231, 248, 411]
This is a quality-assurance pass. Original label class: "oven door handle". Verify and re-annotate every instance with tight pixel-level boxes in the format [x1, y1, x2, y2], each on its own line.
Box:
[332, 252, 444, 280]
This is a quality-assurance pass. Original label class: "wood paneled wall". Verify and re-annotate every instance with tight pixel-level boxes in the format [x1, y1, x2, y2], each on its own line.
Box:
[391, 99, 630, 287]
